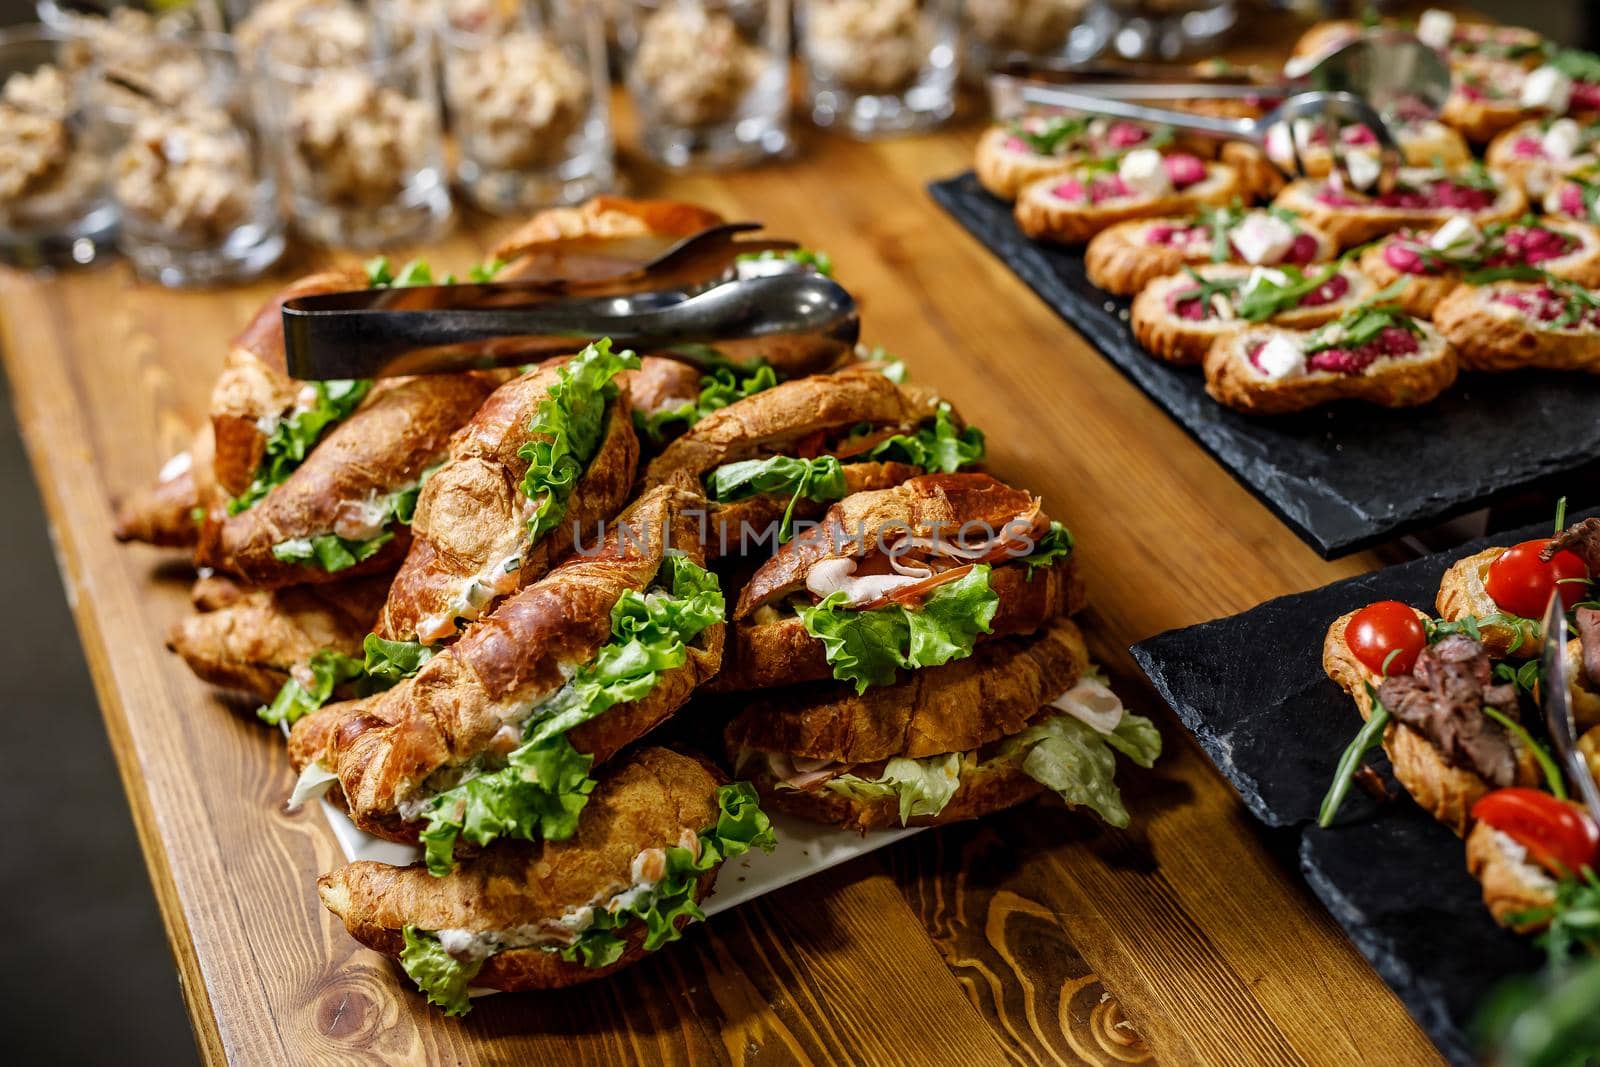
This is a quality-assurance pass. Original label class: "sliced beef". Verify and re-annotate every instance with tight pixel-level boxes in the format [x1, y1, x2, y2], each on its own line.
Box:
[1576, 606, 1600, 691]
[1375, 635, 1518, 787]
[1544, 518, 1600, 573]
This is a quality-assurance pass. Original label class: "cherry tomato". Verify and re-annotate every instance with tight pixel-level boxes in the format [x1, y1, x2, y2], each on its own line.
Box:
[1484, 540, 1590, 620]
[1473, 788, 1600, 876]
[1347, 600, 1427, 676]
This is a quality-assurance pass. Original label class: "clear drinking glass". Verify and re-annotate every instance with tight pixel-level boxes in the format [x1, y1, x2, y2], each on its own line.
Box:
[962, 0, 1099, 79]
[93, 36, 285, 286]
[0, 25, 116, 268]
[799, 0, 957, 137]
[254, 6, 450, 249]
[439, 0, 615, 213]
[619, 0, 790, 171]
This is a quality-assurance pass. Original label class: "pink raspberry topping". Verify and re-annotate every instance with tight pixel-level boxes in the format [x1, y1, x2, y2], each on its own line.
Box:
[1342, 125, 1378, 147]
[1052, 179, 1086, 201]
[1510, 136, 1547, 159]
[1371, 180, 1495, 211]
[1572, 83, 1600, 111]
[1558, 183, 1588, 217]
[1005, 135, 1029, 152]
[1162, 153, 1207, 189]
[1383, 239, 1430, 274]
[1495, 286, 1600, 326]
[1315, 185, 1361, 207]
[1304, 327, 1420, 374]
[1089, 175, 1130, 202]
[1495, 225, 1577, 266]
[1171, 294, 1209, 320]
[1299, 272, 1352, 307]
[1106, 121, 1148, 148]
[1284, 233, 1320, 264]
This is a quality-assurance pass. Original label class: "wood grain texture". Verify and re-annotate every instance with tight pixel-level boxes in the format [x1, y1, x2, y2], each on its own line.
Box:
[0, 14, 1449, 1064]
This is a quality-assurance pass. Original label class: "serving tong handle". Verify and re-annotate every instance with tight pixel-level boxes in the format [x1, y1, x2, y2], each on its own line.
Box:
[281, 273, 860, 380]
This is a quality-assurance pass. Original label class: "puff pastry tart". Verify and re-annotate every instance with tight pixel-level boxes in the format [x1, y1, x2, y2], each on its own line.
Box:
[1358, 215, 1600, 318]
[1487, 117, 1600, 197]
[1442, 59, 1541, 144]
[1273, 166, 1527, 249]
[1131, 262, 1376, 366]
[1287, 16, 1544, 78]
[974, 115, 1169, 201]
[1014, 150, 1241, 245]
[1202, 304, 1458, 415]
[1085, 205, 1335, 296]
[1432, 276, 1600, 373]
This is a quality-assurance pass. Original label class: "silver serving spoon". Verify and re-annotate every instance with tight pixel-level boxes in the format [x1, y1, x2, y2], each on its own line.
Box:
[281, 271, 860, 380]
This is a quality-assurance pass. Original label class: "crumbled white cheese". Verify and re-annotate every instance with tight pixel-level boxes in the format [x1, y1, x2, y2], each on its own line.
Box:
[1255, 334, 1306, 380]
[1232, 213, 1296, 264]
[1264, 122, 1291, 162]
[1243, 266, 1289, 296]
[1491, 830, 1557, 889]
[1430, 216, 1483, 255]
[1344, 149, 1382, 192]
[1521, 65, 1573, 112]
[1118, 148, 1171, 198]
[1416, 9, 1455, 51]
[1543, 117, 1582, 162]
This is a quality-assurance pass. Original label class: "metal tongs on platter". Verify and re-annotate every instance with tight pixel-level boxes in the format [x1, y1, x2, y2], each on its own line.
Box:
[280, 222, 860, 380]
[988, 34, 1453, 196]
[1540, 594, 1600, 830]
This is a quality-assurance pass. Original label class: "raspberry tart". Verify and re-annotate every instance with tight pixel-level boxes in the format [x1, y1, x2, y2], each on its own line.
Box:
[1203, 301, 1458, 415]
[1131, 262, 1377, 365]
[1433, 275, 1600, 373]
[1014, 149, 1242, 244]
[1084, 204, 1335, 296]
[975, 115, 1172, 201]
[1358, 215, 1600, 317]
[1273, 165, 1527, 248]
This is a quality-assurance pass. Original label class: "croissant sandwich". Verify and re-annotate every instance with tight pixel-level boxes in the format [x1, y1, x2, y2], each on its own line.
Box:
[288, 484, 725, 874]
[319, 746, 774, 1014]
[725, 616, 1160, 831]
[640, 365, 983, 558]
[373, 342, 641, 646]
[197, 372, 495, 588]
[717, 473, 1082, 692]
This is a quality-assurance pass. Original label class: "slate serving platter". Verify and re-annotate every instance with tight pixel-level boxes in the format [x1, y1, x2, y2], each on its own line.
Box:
[930, 171, 1600, 559]
[1127, 514, 1594, 1064]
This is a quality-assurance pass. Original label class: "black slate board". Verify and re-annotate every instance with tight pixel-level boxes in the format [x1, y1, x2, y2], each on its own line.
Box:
[930, 171, 1600, 559]
[1127, 515, 1592, 1064]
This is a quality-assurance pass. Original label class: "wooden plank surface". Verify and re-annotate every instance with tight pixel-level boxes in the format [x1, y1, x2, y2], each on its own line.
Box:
[0, 23, 1450, 1066]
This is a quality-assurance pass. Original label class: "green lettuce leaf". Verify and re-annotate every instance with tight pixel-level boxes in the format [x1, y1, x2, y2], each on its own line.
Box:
[270, 529, 393, 572]
[418, 555, 725, 874]
[735, 247, 834, 276]
[999, 712, 1162, 828]
[227, 380, 372, 515]
[824, 753, 963, 824]
[858, 403, 985, 473]
[560, 781, 777, 968]
[363, 635, 437, 686]
[707, 454, 849, 542]
[635, 364, 779, 445]
[796, 565, 998, 693]
[1021, 521, 1074, 578]
[365, 257, 445, 288]
[399, 926, 483, 1017]
[517, 339, 639, 543]
[257, 648, 366, 727]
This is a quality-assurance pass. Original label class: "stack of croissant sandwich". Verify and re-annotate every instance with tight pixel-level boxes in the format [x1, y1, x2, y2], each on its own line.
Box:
[114, 196, 1161, 1015]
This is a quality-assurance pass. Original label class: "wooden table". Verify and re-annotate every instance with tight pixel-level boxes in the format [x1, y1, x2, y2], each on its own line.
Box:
[0, 29, 1449, 1067]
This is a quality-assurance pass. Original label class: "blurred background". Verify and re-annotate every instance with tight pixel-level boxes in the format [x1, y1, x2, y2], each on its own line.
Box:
[0, 1, 1594, 1062]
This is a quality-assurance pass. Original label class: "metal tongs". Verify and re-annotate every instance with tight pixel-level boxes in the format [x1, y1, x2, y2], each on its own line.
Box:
[989, 35, 1453, 194]
[281, 223, 859, 380]
[1540, 594, 1600, 829]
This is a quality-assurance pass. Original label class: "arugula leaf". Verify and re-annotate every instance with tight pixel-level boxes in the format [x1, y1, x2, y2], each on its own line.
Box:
[857, 403, 986, 473]
[997, 711, 1161, 828]
[1319, 682, 1392, 827]
[418, 556, 725, 874]
[1021, 521, 1075, 577]
[824, 753, 964, 824]
[1551, 48, 1600, 85]
[468, 258, 507, 283]
[1010, 114, 1090, 156]
[559, 782, 776, 968]
[1195, 200, 1247, 263]
[1509, 869, 1600, 967]
[517, 339, 640, 543]
[1303, 296, 1419, 354]
[365, 257, 441, 288]
[270, 529, 393, 572]
[735, 248, 834, 276]
[635, 364, 778, 445]
[707, 455, 848, 542]
[1233, 264, 1344, 323]
[257, 649, 366, 727]
[227, 380, 372, 514]
[399, 926, 483, 1017]
[1425, 612, 1534, 655]
[1475, 956, 1600, 1067]
[797, 566, 999, 693]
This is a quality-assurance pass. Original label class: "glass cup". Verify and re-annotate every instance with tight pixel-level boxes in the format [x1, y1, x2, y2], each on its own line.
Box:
[439, 0, 615, 213]
[799, 0, 957, 138]
[962, 0, 1101, 80]
[253, 5, 451, 249]
[619, 0, 790, 171]
[92, 36, 285, 286]
[0, 25, 116, 268]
